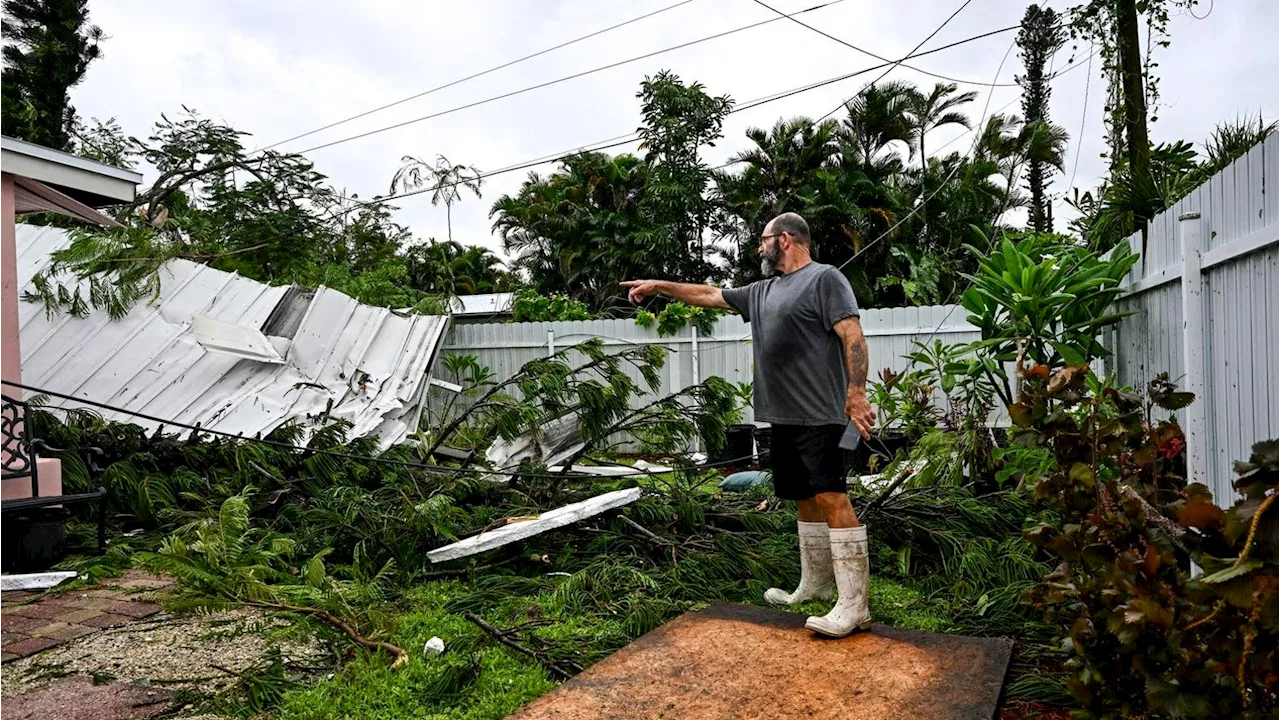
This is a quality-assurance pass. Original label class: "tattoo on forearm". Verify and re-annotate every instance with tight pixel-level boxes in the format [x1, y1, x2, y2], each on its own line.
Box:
[847, 338, 868, 388]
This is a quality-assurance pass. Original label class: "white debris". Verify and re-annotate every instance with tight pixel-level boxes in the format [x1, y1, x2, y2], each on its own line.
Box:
[631, 459, 674, 473]
[427, 488, 643, 563]
[482, 415, 584, 483]
[423, 637, 445, 657]
[0, 571, 76, 591]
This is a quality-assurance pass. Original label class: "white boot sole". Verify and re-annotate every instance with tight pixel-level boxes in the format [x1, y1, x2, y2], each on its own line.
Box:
[764, 587, 835, 605]
[804, 617, 873, 637]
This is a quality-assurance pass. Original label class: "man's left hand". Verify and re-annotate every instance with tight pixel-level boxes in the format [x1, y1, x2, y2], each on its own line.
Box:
[846, 388, 875, 439]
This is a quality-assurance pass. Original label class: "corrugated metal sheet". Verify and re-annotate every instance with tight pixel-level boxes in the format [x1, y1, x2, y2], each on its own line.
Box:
[450, 292, 514, 317]
[16, 225, 450, 450]
[1109, 133, 1279, 504]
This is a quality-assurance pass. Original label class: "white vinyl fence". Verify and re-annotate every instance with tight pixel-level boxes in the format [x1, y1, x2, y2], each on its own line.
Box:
[426, 306, 981, 448]
[1104, 132, 1279, 505]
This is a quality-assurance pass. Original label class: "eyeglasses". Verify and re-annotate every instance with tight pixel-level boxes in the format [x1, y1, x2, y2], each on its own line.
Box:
[760, 232, 788, 243]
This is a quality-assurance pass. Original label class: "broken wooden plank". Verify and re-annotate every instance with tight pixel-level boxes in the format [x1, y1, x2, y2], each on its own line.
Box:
[427, 488, 642, 563]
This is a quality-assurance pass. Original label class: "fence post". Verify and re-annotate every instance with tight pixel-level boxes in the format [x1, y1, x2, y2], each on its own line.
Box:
[1179, 212, 1209, 490]
[547, 328, 555, 357]
[690, 325, 700, 387]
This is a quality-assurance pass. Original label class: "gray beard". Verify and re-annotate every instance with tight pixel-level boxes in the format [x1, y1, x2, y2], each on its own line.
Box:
[760, 247, 781, 277]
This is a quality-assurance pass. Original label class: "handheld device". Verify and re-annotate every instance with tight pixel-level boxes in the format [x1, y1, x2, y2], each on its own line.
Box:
[838, 421, 862, 451]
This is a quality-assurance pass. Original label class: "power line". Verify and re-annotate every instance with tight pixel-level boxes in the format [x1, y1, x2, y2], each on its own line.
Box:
[750, 0, 1018, 88]
[816, 0, 975, 126]
[100, 21, 1033, 290]
[260, 0, 698, 152]
[293, 0, 849, 155]
[3, 380, 755, 480]
[1064, 43, 1094, 205]
[353, 20, 1025, 208]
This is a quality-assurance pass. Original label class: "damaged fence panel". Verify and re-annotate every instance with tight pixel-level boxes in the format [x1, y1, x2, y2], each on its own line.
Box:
[426, 488, 643, 563]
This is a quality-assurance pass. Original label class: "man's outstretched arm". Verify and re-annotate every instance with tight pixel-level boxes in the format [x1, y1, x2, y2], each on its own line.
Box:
[620, 280, 731, 309]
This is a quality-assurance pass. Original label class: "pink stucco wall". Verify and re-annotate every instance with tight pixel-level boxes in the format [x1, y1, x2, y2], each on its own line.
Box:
[1, 171, 62, 500]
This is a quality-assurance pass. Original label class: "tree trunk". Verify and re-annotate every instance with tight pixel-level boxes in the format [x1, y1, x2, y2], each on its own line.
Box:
[1028, 144, 1048, 233]
[918, 129, 929, 232]
[1115, 0, 1151, 227]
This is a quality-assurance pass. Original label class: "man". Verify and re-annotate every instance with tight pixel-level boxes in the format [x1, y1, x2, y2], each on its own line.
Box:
[621, 212, 875, 638]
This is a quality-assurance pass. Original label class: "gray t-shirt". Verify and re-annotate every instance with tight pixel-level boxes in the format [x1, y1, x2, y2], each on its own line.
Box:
[722, 262, 860, 426]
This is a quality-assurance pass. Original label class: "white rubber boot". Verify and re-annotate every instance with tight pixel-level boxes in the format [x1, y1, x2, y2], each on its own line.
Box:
[805, 525, 872, 637]
[764, 521, 835, 605]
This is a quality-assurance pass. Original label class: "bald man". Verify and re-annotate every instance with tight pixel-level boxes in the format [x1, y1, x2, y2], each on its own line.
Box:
[622, 212, 875, 637]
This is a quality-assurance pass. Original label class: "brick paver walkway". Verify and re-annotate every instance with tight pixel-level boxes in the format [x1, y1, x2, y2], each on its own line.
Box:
[1, 570, 173, 664]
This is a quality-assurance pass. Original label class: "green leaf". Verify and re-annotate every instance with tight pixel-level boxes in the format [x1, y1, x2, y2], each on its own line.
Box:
[1199, 558, 1263, 584]
[1051, 341, 1088, 365]
[1068, 462, 1096, 487]
[304, 555, 327, 588]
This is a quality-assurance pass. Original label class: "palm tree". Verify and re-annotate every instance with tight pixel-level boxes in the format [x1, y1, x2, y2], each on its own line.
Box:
[975, 114, 1069, 223]
[906, 82, 978, 178]
[491, 152, 655, 310]
[839, 81, 914, 180]
[727, 117, 840, 215]
[407, 239, 511, 296]
[390, 154, 483, 243]
[905, 82, 977, 229]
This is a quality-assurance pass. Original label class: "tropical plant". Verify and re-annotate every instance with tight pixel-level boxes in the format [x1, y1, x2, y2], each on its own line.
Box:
[402, 239, 511, 297]
[633, 301, 722, 337]
[905, 82, 977, 226]
[636, 70, 733, 282]
[959, 230, 1138, 405]
[839, 80, 914, 181]
[1019, 365, 1277, 719]
[510, 290, 590, 322]
[390, 154, 484, 243]
[1202, 114, 1278, 177]
[493, 152, 654, 311]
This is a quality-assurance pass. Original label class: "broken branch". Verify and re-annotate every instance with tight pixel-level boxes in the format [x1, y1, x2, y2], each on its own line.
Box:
[616, 514, 672, 546]
[465, 612, 574, 680]
[246, 601, 409, 667]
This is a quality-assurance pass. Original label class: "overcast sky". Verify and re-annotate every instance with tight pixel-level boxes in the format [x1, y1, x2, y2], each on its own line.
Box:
[71, 0, 1278, 260]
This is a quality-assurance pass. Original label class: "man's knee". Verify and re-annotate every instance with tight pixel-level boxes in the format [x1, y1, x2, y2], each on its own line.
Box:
[814, 491, 852, 511]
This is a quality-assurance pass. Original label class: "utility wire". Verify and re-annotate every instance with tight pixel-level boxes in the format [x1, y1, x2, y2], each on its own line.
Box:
[1062, 43, 1094, 207]
[260, 0, 698, 152]
[293, 0, 849, 155]
[834, 35, 1019, 276]
[750, 0, 1017, 88]
[371, 20, 1024, 207]
[2, 380, 756, 481]
[93, 22, 1035, 295]
[816, 0, 975, 126]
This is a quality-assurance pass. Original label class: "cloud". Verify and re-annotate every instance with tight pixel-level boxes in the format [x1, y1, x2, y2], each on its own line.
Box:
[72, 0, 1278, 258]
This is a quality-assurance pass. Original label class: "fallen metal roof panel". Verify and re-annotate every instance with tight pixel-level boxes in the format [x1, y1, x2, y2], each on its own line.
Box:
[16, 225, 450, 450]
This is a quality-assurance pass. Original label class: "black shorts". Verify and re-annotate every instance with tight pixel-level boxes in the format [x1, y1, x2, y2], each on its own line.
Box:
[769, 424, 850, 501]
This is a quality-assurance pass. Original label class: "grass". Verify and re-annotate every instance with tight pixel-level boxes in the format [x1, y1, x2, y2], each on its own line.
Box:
[276, 583, 556, 720]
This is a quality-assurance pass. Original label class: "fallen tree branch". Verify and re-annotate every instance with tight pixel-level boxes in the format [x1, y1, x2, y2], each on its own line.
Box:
[246, 601, 409, 667]
[863, 460, 928, 514]
[1116, 484, 1202, 564]
[465, 612, 574, 680]
[616, 514, 672, 546]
